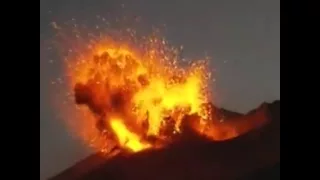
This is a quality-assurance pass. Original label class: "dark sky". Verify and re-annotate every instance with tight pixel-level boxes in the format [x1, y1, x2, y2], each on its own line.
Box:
[40, 0, 279, 179]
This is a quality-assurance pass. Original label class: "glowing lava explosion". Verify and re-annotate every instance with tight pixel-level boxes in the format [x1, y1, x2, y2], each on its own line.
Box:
[62, 33, 230, 154]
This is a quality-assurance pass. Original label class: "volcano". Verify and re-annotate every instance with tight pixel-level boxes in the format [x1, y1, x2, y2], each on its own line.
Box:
[49, 100, 280, 180]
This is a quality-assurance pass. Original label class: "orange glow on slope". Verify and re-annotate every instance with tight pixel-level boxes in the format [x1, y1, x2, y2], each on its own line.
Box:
[110, 118, 151, 152]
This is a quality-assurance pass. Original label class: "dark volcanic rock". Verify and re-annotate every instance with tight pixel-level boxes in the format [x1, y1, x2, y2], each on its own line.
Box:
[47, 153, 109, 180]
[209, 103, 244, 120]
[49, 100, 280, 180]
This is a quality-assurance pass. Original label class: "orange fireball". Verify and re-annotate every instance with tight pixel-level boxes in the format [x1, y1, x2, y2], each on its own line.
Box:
[63, 35, 213, 153]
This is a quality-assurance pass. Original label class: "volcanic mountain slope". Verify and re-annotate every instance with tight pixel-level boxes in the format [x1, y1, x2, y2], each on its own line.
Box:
[49, 100, 280, 180]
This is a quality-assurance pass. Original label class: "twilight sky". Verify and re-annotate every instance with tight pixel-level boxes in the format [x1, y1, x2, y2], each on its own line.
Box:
[40, 0, 280, 179]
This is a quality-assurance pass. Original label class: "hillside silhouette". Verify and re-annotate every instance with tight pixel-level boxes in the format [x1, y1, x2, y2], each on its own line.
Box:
[49, 100, 280, 180]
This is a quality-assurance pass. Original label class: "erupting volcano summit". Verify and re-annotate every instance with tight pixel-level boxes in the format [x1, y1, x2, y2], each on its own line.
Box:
[61, 33, 240, 155]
